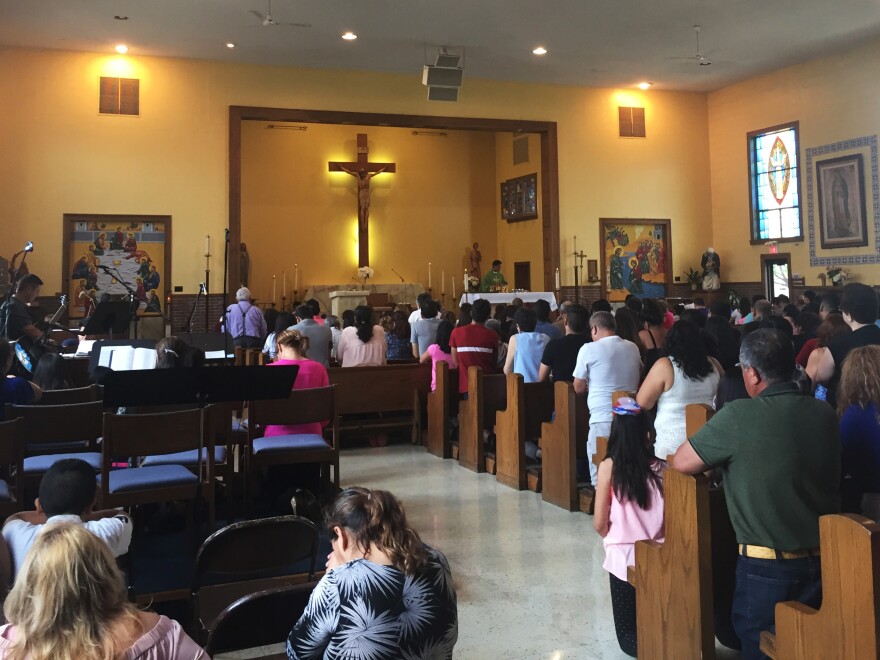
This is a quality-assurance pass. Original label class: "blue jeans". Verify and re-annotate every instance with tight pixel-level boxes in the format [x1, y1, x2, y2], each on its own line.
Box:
[732, 555, 822, 660]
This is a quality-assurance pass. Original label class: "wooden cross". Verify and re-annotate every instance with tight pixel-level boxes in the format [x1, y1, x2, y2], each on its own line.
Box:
[328, 133, 396, 267]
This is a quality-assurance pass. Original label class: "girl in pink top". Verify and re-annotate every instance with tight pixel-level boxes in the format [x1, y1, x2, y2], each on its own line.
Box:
[593, 397, 665, 658]
[265, 329, 330, 437]
[419, 320, 455, 391]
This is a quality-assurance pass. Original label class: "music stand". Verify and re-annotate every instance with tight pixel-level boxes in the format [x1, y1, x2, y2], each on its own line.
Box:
[88, 339, 156, 381]
[82, 301, 132, 338]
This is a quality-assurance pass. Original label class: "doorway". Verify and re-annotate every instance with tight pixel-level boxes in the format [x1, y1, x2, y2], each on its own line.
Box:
[760, 253, 793, 301]
[513, 262, 531, 291]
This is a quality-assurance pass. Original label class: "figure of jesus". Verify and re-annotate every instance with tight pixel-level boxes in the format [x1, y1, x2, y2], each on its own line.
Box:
[339, 166, 386, 232]
[469, 242, 482, 279]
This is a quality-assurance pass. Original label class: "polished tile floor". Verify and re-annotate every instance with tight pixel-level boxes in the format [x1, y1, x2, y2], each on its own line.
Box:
[220, 444, 741, 659]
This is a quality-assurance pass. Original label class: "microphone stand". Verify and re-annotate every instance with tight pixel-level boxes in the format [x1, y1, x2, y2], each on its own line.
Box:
[185, 287, 203, 337]
[2, 249, 30, 339]
[223, 229, 230, 365]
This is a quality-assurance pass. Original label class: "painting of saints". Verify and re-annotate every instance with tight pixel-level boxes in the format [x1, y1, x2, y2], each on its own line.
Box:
[144, 266, 160, 292]
[71, 255, 90, 280]
[145, 290, 162, 314]
[86, 267, 99, 291]
[637, 241, 652, 275]
[124, 233, 137, 254]
[628, 258, 644, 294]
[135, 277, 147, 304]
[610, 248, 625, 290]
[137, 257, 151, 279]
[94, 233, 108, 255]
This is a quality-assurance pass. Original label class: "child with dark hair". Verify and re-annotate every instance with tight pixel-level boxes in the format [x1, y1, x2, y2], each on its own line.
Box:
[1, 458, 132, 578]
[263, 311, 295, 361]
[32, 353, 70, 391]
[593, 398, 665, 658]
[420, 320, 454, 392]
[503, 306, 548, 383]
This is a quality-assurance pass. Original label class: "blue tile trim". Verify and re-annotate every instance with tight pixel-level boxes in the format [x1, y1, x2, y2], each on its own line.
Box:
[806, 135, 880, 266]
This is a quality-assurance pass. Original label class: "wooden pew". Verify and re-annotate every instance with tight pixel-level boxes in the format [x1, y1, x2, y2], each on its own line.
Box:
[328, 363, 431, 443]
[539, 382, 587, 511]
[760, 514, 880, 659]
[458, 367, 506, 473]
[425, 362, 459, 459]
[493, 375, 553, 490]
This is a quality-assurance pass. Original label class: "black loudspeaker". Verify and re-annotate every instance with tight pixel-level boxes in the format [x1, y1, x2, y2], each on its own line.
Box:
[422, 65, 463, 88]
[427, 87, 459, 102]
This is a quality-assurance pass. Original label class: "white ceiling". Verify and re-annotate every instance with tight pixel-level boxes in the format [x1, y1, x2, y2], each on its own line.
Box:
[2, 0, 880, 92]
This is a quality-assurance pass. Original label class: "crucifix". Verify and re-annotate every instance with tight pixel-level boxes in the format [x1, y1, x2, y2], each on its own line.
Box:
[328, 133, 396, 267]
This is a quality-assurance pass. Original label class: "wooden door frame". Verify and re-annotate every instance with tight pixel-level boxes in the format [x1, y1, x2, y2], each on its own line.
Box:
[760, 252, 794, 300]
[228, 106, 560, 303]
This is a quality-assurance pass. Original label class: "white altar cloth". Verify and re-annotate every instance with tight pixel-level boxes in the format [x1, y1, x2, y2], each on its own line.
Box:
[459, 292, 558, 311]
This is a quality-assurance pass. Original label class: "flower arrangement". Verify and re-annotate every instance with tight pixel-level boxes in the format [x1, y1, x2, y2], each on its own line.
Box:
[357, 266, 374, 289]
[467, 275, 480, 292]
[825, 265, 853, 287]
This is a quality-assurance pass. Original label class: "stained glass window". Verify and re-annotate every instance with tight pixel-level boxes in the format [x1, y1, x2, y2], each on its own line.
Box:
[748, 123, 802, 241]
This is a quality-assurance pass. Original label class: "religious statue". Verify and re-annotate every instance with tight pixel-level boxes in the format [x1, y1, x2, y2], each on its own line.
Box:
[240, 242, 250, 287]
[469, 242, 482, 279]
[338, 166, 386, 232]
[701, 247, 721, 291]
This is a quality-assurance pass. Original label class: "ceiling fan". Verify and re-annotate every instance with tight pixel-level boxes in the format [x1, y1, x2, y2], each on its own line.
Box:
[672, 25, 713, 66]
[249, 0, 311, 28]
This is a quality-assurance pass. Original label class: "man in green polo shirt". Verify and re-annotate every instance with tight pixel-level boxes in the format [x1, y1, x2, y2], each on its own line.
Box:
[480, 260, 507, 292]
[672, 328, 840, 660]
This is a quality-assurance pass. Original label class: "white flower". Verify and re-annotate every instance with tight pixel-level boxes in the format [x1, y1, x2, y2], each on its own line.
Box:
[358, 267, 375, 279]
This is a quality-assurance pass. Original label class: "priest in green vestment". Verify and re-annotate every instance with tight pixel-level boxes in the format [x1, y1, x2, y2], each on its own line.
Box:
[480, 260, 508, 292]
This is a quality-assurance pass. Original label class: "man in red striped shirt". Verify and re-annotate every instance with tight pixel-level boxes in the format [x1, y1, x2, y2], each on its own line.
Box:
[449, 298, 498, 395]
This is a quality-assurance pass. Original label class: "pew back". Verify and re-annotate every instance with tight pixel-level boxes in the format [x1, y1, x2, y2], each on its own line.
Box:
[458, 368, 505, 473]
[426, 361, 458, 458]
[495, 375, 553, 490]
[540, 382, 582, 511]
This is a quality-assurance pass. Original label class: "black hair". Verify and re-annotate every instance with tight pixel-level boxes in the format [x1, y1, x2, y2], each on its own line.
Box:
[275, 312, 295, 334]
[435, 320, 454, 354]
[38, 458, 97, 516]
[513, 306, 537, 333]
[533, 299, 551, 323]
[16, 274, 43, 293]
[391, 310, 410, 340]
[759, 315, 793, 341]
[738, 297, 752, 316]
[680, 308, 706, 329]
[798, 311, 821, 337]
[457, 303, 472, 327]
[295, 304, 314, 320]
[615, 308, 646, 354]
[693, 297, 705, 307]
[704, 316, 740, 371]
[32, 353, 70, 391]
[607, 413, 662, 510]
[841, 282, 879, 324]
[625, 295, 643, 314]
[739, 328, 795, 384]
[752, 294, 764, 304]
[782, 304, 801, 325]
[772, 294, 790, 306]
[353, 305, 374, 343]
[307, 298, 321, 317]
[665, 320, 713, 381]
[471, 298, 491, 324]
[709, 300, 731, 319]
[566, 303, 589, 334]
[820, 291, 841, 314]
[592, 298, 612, 313]
[641, 299, 665, 326]
[802, 302, 821, 316]
[416, 293, 430, 306]
[420, 299, 438, 319]
[263, 308, 279, 336]
[802, 290, 817, 304]
[493, 304, 507, 321]
[342, 309, 355, 328]
[492, 259, 502, 267]
[716, 366, 750, 411]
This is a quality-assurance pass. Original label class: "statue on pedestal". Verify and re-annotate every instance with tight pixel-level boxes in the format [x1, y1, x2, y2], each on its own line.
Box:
[701, 247, 721, 291]
[469, 242, 482, 280]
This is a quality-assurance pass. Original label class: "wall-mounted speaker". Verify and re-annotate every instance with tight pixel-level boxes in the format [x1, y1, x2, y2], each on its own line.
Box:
[422, 65, 463, 88]
[427, 86, 459, 102]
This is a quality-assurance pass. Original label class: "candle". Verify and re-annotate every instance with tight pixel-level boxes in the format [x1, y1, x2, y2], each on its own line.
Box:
[294, 263, 299, 291]
[428, 262, 432, 289]
[205, 234, 211, 256]
[273, 275, 276, 304]
[452, 275, 456, 300]
[441, 269, 445, 294]
[283, 271, 287, 297]
[555, 267, 561, 290]
[464, 270, 468, 293]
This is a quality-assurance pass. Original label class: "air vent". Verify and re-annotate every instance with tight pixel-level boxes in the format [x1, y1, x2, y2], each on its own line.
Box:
[100, 77, 139, 116]
[512, 135, 529, 165]
[618, 106, 646, 138]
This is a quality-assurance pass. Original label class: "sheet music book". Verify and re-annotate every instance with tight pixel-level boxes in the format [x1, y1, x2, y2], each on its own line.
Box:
[75, 339, 96, 357]
[98, 345, 157, 371]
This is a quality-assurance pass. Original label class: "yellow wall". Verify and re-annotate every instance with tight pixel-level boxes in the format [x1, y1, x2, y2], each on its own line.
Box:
[708, 38, 880, 283]
[493, 133, 544, 289]
[0, 47, 712, 297]
[241, 122, 497, 302]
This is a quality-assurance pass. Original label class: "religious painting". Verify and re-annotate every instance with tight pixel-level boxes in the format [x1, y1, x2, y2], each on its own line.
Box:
[599, 219, 671, 303]
[62, 214, 171, 319]
[500, 173, 538, 222]
[816, 154, 868, 249]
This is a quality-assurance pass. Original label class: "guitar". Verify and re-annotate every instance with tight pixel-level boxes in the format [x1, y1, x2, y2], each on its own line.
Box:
[14, 295, 67, 373]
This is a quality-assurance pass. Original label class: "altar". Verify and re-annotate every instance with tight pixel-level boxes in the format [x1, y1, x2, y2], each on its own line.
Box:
[308, 283, 426, 316]
[459, 291, 559, 311]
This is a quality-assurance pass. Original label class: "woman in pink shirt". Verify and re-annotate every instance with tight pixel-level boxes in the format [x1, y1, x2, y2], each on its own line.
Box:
[0, 522, 207, 659]
[419, 320, 454, 391]
[593, 398, 665, 658]
[265, 329, 330, 438]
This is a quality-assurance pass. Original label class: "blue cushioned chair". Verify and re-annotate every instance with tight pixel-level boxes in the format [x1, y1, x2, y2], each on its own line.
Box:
[99, 407, 215, 532]
[245, 386, 339, 515]
[0, 419, 26, 518]
[5, 400, 104, 485]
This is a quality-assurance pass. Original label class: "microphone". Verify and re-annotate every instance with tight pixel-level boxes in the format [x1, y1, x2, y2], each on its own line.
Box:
[392, 268, 405, 283]
[23, 242, 33, 253]
[199, 282, 207, 294]
[97, 264, 112, 272]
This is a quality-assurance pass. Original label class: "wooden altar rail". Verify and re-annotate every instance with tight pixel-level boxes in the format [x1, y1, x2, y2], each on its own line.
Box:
[458, 367, 506, 473]
[494, 375, 554, 490]
[425, 362, 459, 459]
[760, 514, 880, 660]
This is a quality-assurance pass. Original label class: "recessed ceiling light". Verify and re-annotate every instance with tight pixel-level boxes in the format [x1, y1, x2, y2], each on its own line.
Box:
[226, 42, 236, 49]
[532, 46, 547, 56]
[114, 44, 128, 54]
[342, 32, 358, 41]
[637, 82, 652, 90]
[113, 15, 129, 21]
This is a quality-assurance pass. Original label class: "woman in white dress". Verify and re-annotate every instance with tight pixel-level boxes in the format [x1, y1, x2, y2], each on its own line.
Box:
[637, 320, 724, 460]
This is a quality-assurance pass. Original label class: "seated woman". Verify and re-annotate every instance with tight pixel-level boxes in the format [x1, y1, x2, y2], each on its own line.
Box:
[503, 306, 548, 383]
[155, 336, 205, 369]
[0, 522, 207, 659]
[420, 320, 454, 392]
[637, 320, 723, 460]
[265, 329, 329, 438]
[287, 487, 457, 659]
[32, 353, 70, 391]
[838, 345, 880, 520]
[336, 305, 386, 367]
[384, 310, 412, 361]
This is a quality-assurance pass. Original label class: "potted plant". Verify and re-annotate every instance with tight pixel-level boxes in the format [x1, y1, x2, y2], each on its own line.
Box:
[684, 267, 703, 291]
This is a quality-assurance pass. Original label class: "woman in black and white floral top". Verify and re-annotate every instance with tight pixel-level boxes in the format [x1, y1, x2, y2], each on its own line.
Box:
[287, 487, 458, 660]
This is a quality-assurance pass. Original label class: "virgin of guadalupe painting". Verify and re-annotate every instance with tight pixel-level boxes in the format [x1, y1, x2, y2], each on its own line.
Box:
[816, 153, 869, 249]
[63, 214, 171, 319]
[600, 219, 671, 303]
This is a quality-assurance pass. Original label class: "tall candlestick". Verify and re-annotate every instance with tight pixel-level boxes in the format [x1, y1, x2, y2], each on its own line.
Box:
[555, 267, 561, 290]
[452, 275, 456, 300]
[205, 234, 211, 256]
[294, 263, 299, 292]
[273, 275, 276, 304]
[428, 262, 432, 288]
[441, 269, 445, 294]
